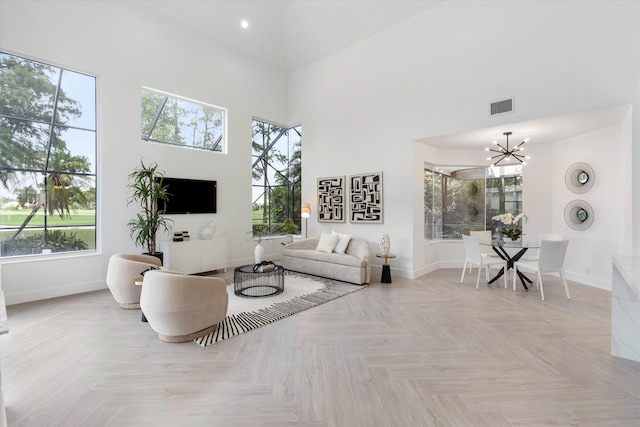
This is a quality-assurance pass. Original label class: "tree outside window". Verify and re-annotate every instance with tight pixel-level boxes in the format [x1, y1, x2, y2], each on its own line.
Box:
[141, 87, 226, 153]
[424, 164, 522, 240]
[251, 120, 301, 238]
[0, 52, 97, 257]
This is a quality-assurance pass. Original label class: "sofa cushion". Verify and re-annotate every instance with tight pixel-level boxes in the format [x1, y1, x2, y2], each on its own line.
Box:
[316, 232, 339, 253]
[332, 231, 352, 254]
[282, 248, 365, 268]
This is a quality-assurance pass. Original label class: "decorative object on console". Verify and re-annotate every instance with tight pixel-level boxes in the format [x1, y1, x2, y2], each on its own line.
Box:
[379, 233, 390, 256]
[485, 131, 530, 167]
[349, 171, 383, 223]
[182, 231, 190, 241]
[565, 162, 594, 194]
[200, 221, 216, 239]
[126, 160, 173, 257]
[564, 199, 594, 231]
[173, 232, 183, 242]
[301, 203, 311, 238]
[317, 176, 345, 223]
[492, 212, 528, 241]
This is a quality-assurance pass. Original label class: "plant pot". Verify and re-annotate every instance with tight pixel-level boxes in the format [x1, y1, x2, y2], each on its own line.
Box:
[144, 252, 164, 265]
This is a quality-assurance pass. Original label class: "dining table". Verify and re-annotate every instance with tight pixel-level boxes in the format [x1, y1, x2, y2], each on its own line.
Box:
[480, 240, 540, 290]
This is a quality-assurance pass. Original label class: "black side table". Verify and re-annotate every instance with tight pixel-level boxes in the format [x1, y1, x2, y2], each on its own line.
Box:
[376, 254, 396, 283]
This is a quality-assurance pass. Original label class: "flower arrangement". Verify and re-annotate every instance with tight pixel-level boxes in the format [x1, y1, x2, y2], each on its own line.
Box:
[492, 212, 528, 241]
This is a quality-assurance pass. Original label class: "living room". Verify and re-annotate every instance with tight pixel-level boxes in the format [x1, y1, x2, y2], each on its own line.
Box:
[1, 0, 638, 306]
[1, 1, 639, 425]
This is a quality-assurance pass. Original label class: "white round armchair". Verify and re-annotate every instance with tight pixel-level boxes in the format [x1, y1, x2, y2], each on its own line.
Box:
[106, 253, 162, 309]
[140, 270, 229, 342]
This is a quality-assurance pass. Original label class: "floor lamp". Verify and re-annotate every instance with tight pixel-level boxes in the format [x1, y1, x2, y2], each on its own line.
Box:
[301, 203, 311, 238]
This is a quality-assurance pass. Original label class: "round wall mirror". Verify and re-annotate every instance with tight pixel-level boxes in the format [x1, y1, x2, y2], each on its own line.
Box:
[577, 172, 589, 185]
[565, 162, 595, 194]
[564, 200, 594, 231]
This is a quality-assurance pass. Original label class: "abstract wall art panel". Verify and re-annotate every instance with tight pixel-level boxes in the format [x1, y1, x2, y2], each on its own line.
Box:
[317, 176, 345, 222]
[349, 171, 383, 223]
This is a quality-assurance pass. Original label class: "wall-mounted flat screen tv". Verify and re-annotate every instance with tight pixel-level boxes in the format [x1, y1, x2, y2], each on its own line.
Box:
[158, 177, 217, 214]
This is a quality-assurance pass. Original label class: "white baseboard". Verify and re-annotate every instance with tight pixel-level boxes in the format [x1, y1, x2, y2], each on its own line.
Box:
[6, 280, 107, 306]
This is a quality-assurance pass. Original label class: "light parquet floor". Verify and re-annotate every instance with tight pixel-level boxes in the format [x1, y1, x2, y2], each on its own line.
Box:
[3, 268, 640, 426]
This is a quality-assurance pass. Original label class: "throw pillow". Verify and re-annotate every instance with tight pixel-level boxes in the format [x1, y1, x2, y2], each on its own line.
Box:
[316, 232, 339, 253]
[332, 231, 352, 254]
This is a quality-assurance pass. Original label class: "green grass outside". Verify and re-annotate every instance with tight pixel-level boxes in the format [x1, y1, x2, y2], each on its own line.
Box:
[1, 209, 97, 253]
[0, 209, 96, 227]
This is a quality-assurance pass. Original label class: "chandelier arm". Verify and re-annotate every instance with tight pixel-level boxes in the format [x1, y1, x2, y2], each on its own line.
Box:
[493, 157, 506, 166]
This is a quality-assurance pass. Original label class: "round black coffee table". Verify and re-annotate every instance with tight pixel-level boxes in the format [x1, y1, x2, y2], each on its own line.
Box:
[234, 264, 285, 298]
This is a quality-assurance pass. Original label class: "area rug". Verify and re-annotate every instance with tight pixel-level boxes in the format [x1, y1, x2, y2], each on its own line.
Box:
[195, 272, 366, 347]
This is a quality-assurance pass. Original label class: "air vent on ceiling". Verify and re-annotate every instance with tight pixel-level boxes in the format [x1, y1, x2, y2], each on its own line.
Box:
[490, 98, 513, 116]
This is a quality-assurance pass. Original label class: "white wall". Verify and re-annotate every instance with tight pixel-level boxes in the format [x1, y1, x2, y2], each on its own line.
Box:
[1, 1, 639, 303]
[0, 1, 289, 304]
[289, 0, 640, 285]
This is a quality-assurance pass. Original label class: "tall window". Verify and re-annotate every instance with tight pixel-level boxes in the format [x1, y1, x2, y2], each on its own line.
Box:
[141, 87, 226, 153]
[424, 164, 522, 240]
[251, 120, 301, 238]
[0, 52, 97, 257]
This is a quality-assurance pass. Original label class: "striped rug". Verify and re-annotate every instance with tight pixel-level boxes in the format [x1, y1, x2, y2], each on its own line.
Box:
[195, 271, 366, 347]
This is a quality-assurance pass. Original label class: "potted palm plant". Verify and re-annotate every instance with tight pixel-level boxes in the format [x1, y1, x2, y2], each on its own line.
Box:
[126, 160, 173, 262]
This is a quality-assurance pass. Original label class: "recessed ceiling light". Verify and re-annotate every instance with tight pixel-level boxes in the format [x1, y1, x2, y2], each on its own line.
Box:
[241, 20, 249, 29]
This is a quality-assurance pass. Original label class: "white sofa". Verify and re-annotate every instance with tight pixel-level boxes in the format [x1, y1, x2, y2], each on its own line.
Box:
[280, 235, 371, 285]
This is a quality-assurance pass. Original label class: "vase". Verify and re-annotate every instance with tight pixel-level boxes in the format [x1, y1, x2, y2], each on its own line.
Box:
[208, 221, 216, 237]
[200, 226, 213, 240]
[254, 242, 264, 264]
[379, 233, 390, 256]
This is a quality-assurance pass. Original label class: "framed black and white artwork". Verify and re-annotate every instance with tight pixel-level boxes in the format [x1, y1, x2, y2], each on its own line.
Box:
[349, 171, 383, 223]
[317, 176, 346, 222]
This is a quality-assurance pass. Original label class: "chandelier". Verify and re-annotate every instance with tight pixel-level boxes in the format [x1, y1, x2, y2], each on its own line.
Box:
[485, 131, 530, 166]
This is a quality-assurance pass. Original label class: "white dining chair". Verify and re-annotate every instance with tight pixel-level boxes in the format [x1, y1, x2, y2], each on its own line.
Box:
[513, 239, 570, 301]
[522, 233, 563, 261]
[461, 235, 508, 290]
[469, 230, 501, 275]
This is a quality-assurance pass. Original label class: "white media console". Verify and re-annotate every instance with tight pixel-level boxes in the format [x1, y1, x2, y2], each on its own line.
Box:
[160, 237, 227, 274]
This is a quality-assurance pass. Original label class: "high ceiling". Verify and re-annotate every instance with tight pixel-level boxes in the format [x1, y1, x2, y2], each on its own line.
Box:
[133, 0, 443, 72]
[133, 1, 629, 150]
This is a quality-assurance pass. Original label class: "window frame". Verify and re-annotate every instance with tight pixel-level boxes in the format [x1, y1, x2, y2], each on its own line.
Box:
[424, 163, 523, 241]
[251, 118, 302, 238]
[140, 86, 227, 154]
[0, 50, 98, 259]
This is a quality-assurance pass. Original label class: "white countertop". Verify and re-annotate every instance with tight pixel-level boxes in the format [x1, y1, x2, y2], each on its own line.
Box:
[612, 255, 640, 301]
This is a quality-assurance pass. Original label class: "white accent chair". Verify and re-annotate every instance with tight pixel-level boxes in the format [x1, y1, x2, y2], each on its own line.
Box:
[140, 270, 229, 342]
[461, 235, 508, 290]
[106, 253, 162, 309]
[513, 239, 570, 301]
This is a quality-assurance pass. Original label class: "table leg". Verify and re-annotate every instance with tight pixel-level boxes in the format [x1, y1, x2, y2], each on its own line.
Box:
[381, 264, 392, 283]
[487, 246, 531, 290]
